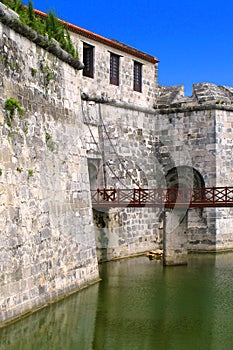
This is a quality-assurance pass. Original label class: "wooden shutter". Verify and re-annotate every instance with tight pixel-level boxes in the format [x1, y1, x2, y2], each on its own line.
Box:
[134, 61, 142, 92]
[83, 43, 94, 78]
[110, 53, 120, 85]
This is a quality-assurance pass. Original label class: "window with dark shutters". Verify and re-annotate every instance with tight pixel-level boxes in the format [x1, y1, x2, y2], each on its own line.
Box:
[110, 53, 120, 85]
[134, 61, 142, 92]
[83, 43, 94, 78]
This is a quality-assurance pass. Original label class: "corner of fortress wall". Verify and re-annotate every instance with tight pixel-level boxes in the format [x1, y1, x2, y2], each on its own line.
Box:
[0, 19, 99, 327]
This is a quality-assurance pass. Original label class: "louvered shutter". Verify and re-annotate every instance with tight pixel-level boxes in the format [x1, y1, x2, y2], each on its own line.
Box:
[83, 44, 94, 78]
[134, 61, 142, 92]
[110, 53, 120, 85]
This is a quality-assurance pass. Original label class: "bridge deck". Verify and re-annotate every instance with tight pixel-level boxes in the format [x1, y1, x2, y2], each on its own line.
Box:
[91, 187, 233, 209]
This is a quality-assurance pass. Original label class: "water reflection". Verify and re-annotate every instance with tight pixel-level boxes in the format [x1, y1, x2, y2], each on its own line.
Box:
[0, 284, 99, 350]
[1, 253, 233, 350]
[93, 255, 216, 350]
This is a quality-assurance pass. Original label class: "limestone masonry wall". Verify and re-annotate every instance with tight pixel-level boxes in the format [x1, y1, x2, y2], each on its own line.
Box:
[84, 102, 164, 261]
[0, 21, 99, 326]
[70, 32, 158, 108]
[84, 99, 233, 257]
[2, 4, 233, 327]
[215, 109, 233, 249]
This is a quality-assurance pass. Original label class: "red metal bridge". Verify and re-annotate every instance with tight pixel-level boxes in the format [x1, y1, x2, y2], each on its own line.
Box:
[91, 187, 233, 209]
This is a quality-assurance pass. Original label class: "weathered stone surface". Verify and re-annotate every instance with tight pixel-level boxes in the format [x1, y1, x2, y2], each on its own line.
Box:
[163, 210, 188, 265]
[2, 1, 233, 327]
[70, 32, 158, 108]
[0, 20, 98, 327]
[85, 92, 233, 261]
[157, 82, 233, 108]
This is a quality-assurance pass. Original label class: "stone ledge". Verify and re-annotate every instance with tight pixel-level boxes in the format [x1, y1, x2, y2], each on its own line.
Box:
[81, 92, 157, 115]
[155, 103, 233, 115]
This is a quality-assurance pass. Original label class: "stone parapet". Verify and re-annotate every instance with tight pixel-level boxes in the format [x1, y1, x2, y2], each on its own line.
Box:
[157, 82, 233, 109]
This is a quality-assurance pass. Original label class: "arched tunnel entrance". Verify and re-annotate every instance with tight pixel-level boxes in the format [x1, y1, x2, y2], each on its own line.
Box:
[163, 166, 206, 265]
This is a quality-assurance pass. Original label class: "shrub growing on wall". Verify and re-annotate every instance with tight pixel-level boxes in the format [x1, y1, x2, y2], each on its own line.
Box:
[1, 0, 78, 58]
[4, 97, 24, 120]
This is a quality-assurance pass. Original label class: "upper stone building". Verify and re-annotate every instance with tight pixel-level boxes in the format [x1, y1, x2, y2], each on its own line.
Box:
[34, 9, 159, 109]
[34, 9, 233, 111]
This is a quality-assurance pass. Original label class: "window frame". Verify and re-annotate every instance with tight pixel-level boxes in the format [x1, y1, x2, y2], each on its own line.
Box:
[133, 61, 143, 93]
[83, 42, 94, 78]
[110, 52, 120, 86]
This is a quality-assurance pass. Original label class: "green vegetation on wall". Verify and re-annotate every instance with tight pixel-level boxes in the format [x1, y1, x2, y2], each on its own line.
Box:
[45, 131, 55, 152]
[1, 0, 78, 59]
[28, 169, 34, 177]
[4, 97, 25, 126]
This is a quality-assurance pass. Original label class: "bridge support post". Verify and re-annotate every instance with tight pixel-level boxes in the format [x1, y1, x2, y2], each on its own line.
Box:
[163, 209, 188, 266]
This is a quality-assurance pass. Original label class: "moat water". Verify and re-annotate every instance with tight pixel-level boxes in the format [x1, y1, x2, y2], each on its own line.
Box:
[1, 253, 233, 350]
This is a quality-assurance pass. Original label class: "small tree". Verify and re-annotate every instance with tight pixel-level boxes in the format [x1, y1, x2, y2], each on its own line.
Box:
[45, 11, 64, 41]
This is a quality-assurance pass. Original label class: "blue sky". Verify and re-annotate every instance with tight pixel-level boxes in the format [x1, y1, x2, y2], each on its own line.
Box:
[26, 0, 233, 96]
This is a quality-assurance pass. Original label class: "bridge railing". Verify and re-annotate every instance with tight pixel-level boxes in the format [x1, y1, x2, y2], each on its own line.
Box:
[91, 187, 233, 208]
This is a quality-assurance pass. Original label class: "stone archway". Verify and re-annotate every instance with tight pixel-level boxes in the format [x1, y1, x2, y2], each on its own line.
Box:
[166, 166, 205, 190]
[163, 166, 205, 265]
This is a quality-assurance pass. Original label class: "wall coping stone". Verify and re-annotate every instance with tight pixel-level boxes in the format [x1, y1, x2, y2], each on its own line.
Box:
[155, 104, 233, 115]
[81, 92, 157, 115]
[82, 92, 233, 117]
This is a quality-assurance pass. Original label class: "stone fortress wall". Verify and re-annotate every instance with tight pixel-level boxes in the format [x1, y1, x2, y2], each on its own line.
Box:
[83, 94, 233, 260]
[0, 12, 99, 326]
[1, 2, 233, 326]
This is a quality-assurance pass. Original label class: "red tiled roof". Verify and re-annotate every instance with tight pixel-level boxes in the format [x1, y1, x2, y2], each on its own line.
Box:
[34, 9, 159, 64]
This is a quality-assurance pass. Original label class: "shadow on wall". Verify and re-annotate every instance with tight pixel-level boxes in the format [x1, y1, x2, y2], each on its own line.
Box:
[165, 166, 208, 252]
[92, 208, 109, 262]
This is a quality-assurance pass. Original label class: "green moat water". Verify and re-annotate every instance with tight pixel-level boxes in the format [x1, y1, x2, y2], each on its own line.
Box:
[1, 253, 233, 350]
